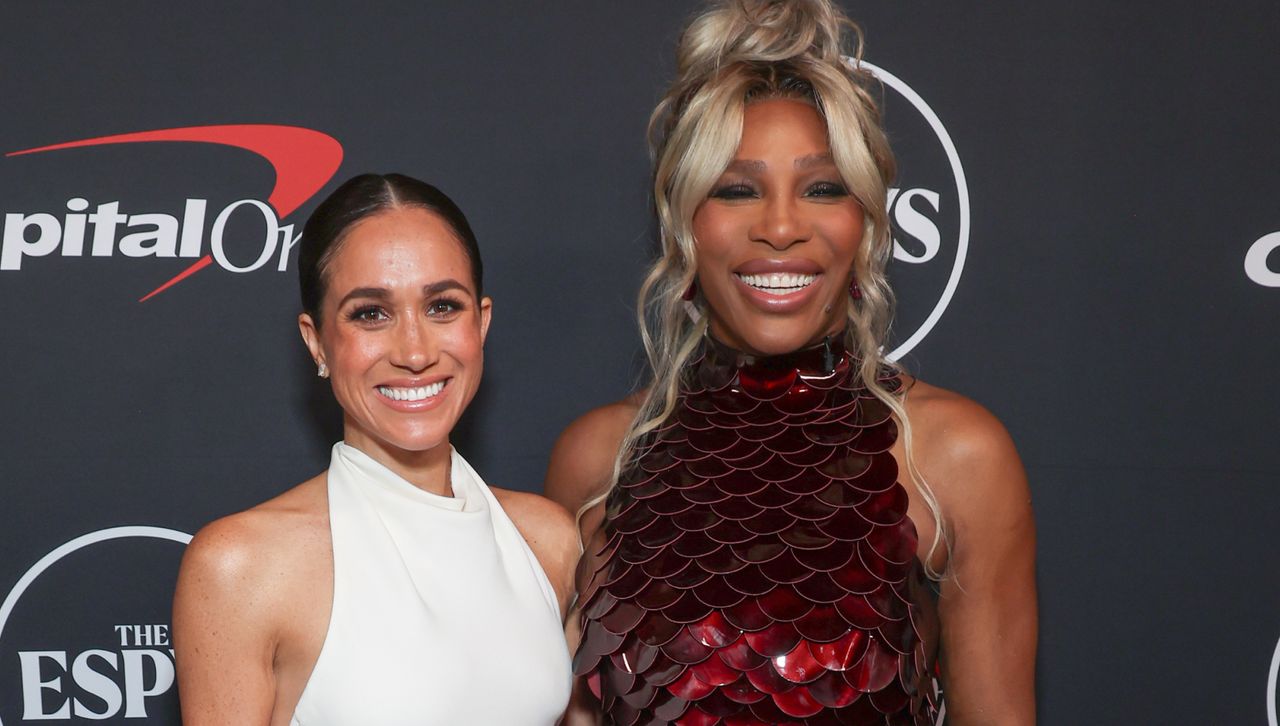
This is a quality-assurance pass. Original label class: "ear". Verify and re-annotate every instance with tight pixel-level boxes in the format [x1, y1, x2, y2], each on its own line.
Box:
[298, 312, 325, 368]
[478, 296, 493, 345]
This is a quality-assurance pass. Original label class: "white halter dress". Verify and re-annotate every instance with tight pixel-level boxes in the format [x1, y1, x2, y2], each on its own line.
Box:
[290, 442, 572, 725]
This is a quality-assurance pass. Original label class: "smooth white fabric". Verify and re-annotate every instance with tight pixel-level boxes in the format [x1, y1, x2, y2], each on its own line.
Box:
[290, 442, 571, 725]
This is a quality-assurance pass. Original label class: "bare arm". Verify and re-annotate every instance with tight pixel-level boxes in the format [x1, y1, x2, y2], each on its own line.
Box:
[172, 517, 278, 726]
[544, 399, 638, 534]
[920, 395, 1037, 725]
[545, 400, 638, 726]
[495, 489, 581, 620]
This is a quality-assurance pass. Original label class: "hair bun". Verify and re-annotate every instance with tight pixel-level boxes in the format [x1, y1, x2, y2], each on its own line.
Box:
[677, 0, 857, 77]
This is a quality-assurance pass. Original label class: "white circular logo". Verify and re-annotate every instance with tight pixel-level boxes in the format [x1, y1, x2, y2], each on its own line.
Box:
[1268, 633, 1280, 726]
[0, 526, 191, 724]
[856, 61, 971, 362]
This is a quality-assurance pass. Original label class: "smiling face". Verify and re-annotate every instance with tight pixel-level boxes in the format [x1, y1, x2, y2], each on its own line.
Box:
[691, 98, 864, 356]
[299, 206, 491, 466]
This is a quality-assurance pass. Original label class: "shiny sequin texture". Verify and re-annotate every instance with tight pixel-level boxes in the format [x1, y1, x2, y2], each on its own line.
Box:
[575, 337, 939, 725]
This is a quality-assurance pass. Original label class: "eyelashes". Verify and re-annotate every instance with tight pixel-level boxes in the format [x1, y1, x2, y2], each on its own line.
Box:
[706, 179, 850, 200]
[346, 304, 389, 324]
[343, 297, 467, 324]
[708, 181, 757, 200]
[427, 296, 465, 316]
[806, 181, 850, 198]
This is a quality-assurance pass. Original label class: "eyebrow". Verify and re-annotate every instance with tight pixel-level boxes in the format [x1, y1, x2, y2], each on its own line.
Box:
[725, 159, 766, 174]
[336, 279, 471, 308]
[794, 152, 835, 170]
[337, 287, 390, 308]
[723, 153, 835, 174]
[423, 279, 470, 297]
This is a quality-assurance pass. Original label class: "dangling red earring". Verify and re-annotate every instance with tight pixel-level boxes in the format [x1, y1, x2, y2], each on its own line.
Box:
[683, 279, 698, 301]
[849, 276, 862, 300]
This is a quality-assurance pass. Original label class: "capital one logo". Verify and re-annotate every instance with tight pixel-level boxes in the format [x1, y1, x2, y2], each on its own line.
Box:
[0, 527, 190, 723]
[0, 125, 342, 301]
[858, 61, 970, 361]
[1246, 230, 1280, 287]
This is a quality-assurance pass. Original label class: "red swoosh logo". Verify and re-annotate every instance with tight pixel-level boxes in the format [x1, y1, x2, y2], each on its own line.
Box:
[7, 124, 343, 301]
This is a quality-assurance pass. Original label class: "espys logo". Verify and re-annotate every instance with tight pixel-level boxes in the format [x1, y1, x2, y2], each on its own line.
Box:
[0, 527, 190, 724]
[0, 125, 342, 301]
[1246, 230, 1280, 287]
[857, 61, 970, 362]
[1269, 634, 1280, 726]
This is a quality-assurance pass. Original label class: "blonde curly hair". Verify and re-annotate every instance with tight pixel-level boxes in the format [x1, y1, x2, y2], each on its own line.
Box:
[587, 0, 947, 578]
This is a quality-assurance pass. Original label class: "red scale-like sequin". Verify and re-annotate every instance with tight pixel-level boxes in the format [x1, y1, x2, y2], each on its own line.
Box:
[576, 338, 939, 724]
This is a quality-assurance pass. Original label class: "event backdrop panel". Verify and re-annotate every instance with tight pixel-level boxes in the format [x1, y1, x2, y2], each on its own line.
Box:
[1, 2, 1276, 724]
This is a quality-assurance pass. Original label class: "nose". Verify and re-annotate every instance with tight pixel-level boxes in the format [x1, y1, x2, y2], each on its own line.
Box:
[391, 315, 437, 372]
[749, 195, 811, 250]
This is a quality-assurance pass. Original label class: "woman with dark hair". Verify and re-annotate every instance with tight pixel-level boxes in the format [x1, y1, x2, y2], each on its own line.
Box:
[547, 1, 1036, 724]
[174, 173, 576, 725]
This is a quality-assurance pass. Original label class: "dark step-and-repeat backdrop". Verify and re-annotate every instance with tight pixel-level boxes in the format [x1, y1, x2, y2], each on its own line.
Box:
[1, 3, 1276, 724]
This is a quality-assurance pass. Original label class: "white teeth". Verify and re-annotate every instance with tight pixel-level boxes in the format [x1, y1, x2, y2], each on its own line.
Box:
[737, 272, 817, 295]
[377, 381, 446, 402]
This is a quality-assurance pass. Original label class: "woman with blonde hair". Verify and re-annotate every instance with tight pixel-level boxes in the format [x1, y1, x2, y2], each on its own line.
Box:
[547, 1, 1036, 723]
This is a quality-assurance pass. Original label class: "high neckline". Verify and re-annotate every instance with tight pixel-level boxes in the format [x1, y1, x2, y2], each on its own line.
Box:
[684, 332, 859, 397]
[335, 441, 472, 513]
[702, 332, 849, 374]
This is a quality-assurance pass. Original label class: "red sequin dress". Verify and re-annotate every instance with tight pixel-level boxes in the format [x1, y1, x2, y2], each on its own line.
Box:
[574, 337, 940, 725]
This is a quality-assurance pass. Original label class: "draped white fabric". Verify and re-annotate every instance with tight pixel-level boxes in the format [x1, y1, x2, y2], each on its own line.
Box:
[291, 443, 570, 725]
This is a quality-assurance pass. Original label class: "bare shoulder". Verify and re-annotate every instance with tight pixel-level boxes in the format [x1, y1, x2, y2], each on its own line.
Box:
[176, 476, 329, 616]
[173, 476, 332, 724]
[899, 379, 1037, 719]
[544, 394, 642, 514]
[491, 487, 579, 617]
[903, 378, 1017, 463]
[900, 376, 1031, 528]
[492, 488, 578, 552]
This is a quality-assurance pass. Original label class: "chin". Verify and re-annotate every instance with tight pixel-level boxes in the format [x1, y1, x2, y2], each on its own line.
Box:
[385, 427, 452, 454]
[722, 313, 838, 356]
[346, 420, 453, 458]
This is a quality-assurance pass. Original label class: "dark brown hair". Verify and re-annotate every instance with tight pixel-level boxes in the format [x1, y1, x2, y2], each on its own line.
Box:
[298, 173, 483, 323]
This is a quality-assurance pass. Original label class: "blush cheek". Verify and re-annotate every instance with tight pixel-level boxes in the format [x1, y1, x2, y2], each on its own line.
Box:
[816, 212, 864, 266]
[437, 316, 482, 354]
[691, 205, 740, 263]
[329, 324, 379, 362]
[691, 229, 739, 323]
[441, 326, 485, 396]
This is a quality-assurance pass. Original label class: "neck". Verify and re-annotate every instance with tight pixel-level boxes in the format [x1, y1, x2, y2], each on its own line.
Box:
[706, 317, 849, 359]
[703, 329, 848, 374]
[342, 426, 453, 496]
